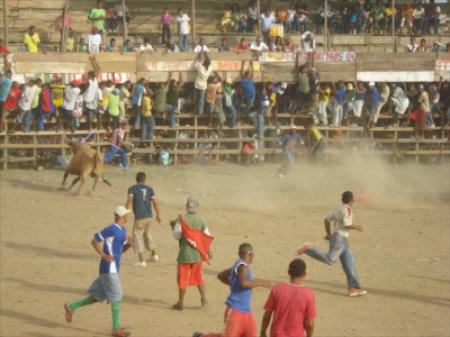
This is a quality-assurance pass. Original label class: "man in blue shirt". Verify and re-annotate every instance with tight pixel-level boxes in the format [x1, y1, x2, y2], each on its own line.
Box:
[277, 124, 305, 178]
[126, 171, 161, 266]
[132, 78, 146, 129]
[366, 81, 381, 129]
[240, 67, 256, 117]
[192, 243, 270, 337]
[64, 206, 133, 337]
[0, 70, 13, 131]
[332, 81, 347, 127]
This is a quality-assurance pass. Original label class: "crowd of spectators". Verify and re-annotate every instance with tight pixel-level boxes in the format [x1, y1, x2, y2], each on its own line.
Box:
[1, 52, 449, 141]
[6, 0, 447, 55]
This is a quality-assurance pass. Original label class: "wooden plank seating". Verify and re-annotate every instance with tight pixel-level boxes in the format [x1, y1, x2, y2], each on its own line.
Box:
[1, 122, 448, 169]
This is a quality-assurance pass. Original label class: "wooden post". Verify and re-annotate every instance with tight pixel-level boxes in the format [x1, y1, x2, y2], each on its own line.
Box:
[256, 0, 262, 36]
[60, 0, 69, 52]
[2, 130, 8, 170]
[392, 0, 396, 52]
[191, 0, 196, 46]
[1, 0, 8, 71]
[2, 0, 8, 71]
[324, 0, 328, 51]
[2, 0, 7, 46]
[121, 0, 128, 42]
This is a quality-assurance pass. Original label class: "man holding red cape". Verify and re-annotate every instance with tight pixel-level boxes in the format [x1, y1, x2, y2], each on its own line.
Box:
[171, 197, 214, 311]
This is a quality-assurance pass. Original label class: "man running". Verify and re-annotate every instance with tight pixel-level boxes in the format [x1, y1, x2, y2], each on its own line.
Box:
[260, 258, 316, 337]
[64, 206, 133, 337]
[297, 191, 367, 297]
[126, 171, 161, 266]
[193, 243, 271, 337]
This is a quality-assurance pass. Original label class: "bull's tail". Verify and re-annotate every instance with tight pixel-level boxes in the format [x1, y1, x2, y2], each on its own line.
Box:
[102, 177, 112, 187]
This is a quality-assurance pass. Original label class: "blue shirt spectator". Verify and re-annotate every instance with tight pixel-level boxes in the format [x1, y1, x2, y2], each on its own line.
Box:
[241, 79, 256, 101]
[132, 82, 146, 106]
[335, 85, 347, 104]
[0, 74, 12, 102]
[369, 84, 381, 106]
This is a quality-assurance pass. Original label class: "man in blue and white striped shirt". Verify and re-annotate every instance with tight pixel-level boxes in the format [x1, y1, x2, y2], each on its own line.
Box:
[64, 206, 133, 337]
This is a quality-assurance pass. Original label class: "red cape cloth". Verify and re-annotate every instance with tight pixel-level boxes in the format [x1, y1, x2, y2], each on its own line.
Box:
[178, 215, 214, 263]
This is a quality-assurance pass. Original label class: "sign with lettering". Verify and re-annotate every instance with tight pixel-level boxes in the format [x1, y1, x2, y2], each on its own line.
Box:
[260, 51, 356, 63]
[357, 71, 435, 82]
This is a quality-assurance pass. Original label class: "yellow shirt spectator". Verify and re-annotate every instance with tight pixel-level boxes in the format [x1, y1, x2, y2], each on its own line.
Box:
[65, 36, 75, 52]
[51, 82, 65, 108]
[142, 96, 153, 117]
[385, 7, 397, 17]
[319, 87, 331, 103]
[23, 33, 41, 53]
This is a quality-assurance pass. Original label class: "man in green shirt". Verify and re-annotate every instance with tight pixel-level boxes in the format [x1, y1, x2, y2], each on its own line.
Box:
[90, 1, 106, 33]
[171, 197, 211, 310]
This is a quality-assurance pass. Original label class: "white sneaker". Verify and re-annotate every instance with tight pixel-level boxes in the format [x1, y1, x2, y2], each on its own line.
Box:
[148, 254, 159, 262]
[134, 261, 146, 267]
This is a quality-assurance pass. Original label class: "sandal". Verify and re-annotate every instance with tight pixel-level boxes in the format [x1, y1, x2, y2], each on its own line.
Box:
[111, 327, 131, 337]
[64, 303, 73, 323]
[171, 302, 184, 311]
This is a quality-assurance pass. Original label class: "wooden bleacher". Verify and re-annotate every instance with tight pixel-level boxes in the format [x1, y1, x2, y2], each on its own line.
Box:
[2, 0, 449, 52]
[1, 112, 449, 170]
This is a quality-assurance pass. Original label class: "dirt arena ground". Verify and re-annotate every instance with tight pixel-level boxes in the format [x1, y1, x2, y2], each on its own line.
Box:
[0, 159, 449, 337]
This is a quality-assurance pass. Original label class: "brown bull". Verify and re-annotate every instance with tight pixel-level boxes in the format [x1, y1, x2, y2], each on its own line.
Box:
[62, 141, 111, 194]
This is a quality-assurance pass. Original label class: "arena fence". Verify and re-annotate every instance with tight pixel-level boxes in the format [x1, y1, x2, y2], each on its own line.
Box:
[1, 114, 449, 170]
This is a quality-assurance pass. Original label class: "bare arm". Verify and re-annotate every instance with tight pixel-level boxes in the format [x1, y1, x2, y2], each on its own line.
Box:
[345, 224, 363, 231]
[324, 218, 332, 239]
[238, 264, 271, 289]
[151, 198, 161, 223]
[91, 239, 113, 262]
[217, 268, 231, 285]
[125, 195, 132, 210]
[122, 236, 133, 253]
[260, 311, 272, 337]
[305, 318, 315, 337]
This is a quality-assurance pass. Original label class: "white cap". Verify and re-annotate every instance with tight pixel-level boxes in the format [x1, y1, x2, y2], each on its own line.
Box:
[289, 124, 297, 130]
[114, 206, 131, 217]
[281, 82, 288, 89]
[368, 81, 375, 87]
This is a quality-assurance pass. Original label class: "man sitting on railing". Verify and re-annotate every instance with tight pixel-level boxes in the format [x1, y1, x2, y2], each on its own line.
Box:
[104, 119, 129, 170]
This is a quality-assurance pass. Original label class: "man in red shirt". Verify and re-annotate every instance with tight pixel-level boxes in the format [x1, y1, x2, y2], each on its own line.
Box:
[1, 80, 20, 132]
[260, 258, 316, 337]
[234, 38, 250, 53]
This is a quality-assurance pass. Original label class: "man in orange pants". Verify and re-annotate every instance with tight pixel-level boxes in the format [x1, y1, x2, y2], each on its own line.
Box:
[192, 243, 271, 337]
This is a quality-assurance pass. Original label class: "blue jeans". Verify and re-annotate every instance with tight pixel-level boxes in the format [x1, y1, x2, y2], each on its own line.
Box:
[305, 232, 362, 289]
[179, 34, 189, 52]
[425, 112, 435, 127]
[141, 116, 155, 140]
[249, 111, 265, 138]
[297, 92, 309, 111]
[226, 104, 237, 128]
[278, 151, 295, 176]
[133, 104, 141, 129]
[194, 88, 206, 115]
[332, 104, 344, 127]
[424, 17, 439, 34]
[242, 98, 254, 116]
[37, 111, 50, 131]
[166, 104, 178, 127]
[23, 109, 34, 132]
[104, 146, 128, 168]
